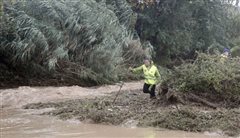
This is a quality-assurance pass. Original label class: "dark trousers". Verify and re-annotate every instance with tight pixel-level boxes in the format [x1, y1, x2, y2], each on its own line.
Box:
[143, 83, 156, 98]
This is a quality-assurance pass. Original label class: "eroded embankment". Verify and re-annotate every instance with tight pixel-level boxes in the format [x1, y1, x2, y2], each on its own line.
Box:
[24, 90, 240, 137]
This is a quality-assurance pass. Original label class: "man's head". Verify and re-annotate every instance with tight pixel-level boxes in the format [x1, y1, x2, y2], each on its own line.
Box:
[144, 58, 151, 67]
[223, 48, 230, 56]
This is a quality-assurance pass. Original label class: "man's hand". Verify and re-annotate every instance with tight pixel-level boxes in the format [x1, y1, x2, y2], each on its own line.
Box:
[129, 67, 133, 72]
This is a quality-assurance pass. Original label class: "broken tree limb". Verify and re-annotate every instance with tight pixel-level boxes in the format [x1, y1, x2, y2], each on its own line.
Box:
[165, 89, 185, 104]
[188, 93, 218, 109]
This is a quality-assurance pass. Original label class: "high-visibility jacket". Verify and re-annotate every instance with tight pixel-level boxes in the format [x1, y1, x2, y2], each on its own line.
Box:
[132, 64, 160, 85]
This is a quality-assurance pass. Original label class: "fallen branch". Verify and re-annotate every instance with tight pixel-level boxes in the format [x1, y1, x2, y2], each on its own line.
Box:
[188, 93, 218, 109]
[165, 89, 185, 104]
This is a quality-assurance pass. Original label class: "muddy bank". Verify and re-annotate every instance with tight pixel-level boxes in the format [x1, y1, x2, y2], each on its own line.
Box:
[0, 67, 96, 89]
[24, 90, 240, 137]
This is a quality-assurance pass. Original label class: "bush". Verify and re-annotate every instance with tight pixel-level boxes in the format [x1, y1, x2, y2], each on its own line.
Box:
[161, 53, 240, 107]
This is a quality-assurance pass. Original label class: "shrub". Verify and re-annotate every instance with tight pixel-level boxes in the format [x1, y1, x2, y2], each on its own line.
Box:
[162, 53, 240, 101]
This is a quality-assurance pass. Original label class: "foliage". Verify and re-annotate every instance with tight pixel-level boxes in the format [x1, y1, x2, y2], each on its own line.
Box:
[105, 0, 137, 31]
[0, 0, 3, 17]
[131, 0, 240, 65]
[1, 0, 240, 86]
[231, 45, 240, 57]
[165, 53, 240, 96]
[0, 0, 146, 85]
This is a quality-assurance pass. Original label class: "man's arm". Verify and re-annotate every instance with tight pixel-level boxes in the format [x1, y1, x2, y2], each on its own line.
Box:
[130, 65, 143, 74]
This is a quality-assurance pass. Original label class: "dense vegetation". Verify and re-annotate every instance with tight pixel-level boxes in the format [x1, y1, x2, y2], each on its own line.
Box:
[159, 53, 240, 109]
[129, 0, 240, 65]
[2, 0, 239, 135]
[0, 0, 145, 86]
[0, 0, 240, 87]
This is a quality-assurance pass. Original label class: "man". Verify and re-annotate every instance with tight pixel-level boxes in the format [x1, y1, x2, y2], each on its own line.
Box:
[129, 58, 161, 99]
[220, 48, 230, 63]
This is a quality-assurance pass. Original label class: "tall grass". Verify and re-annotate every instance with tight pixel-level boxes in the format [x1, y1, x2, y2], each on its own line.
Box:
[0, 0, 146, 85]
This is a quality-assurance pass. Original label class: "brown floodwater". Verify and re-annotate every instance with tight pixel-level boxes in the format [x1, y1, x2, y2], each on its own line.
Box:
[0, 83, 228, 138]
[1, 108, 226, 138]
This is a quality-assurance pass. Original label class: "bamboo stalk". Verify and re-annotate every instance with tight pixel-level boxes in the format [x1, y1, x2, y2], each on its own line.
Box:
[0, 0, 3, 18]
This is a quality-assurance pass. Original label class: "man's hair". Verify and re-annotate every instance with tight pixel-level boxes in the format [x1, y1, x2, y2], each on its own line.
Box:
[223, 48, 230, 53]
[144, 57, 151, 61]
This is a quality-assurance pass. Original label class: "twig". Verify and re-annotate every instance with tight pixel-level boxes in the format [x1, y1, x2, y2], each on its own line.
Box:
[112, 81, 124, 104]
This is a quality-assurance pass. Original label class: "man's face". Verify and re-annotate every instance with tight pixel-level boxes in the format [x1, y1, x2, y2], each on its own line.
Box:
[223, 52, 229, 56]
[144, 59, 150, 66]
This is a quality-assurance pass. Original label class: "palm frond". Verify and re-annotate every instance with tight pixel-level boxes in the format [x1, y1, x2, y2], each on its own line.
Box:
[1, 0, 144, 84]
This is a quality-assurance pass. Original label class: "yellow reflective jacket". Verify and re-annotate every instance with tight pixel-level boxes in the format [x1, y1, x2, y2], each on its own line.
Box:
[132, 64, 160, 85]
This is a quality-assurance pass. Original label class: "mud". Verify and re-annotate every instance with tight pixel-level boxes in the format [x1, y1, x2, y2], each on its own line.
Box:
[24, 90, 240, 137]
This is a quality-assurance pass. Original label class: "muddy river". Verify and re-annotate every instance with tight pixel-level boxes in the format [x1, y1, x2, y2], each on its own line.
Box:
[0, 82, 227, 138]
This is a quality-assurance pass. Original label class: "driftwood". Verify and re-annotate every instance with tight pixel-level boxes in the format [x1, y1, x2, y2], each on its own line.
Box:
[160, 87, 218, 109]
[188, 93, 218, 109]
[159, 83, 219, 109]
[165, 88, 185, 104]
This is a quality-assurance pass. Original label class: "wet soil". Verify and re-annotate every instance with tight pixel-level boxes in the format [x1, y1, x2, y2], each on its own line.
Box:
[24, 90, 240, 137]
